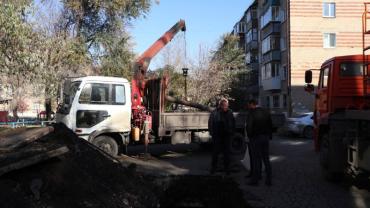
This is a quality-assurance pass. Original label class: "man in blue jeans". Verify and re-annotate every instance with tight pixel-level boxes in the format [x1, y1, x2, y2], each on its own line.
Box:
[247, 100, 272, 186]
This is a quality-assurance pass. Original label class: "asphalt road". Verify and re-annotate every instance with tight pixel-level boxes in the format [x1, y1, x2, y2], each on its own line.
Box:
[123, 136, 370, 208]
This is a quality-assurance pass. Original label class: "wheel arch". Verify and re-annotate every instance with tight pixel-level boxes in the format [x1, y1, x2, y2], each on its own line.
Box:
[88, 129, 126, 152]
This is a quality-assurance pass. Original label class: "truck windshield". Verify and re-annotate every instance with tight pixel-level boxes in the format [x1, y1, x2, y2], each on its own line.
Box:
[340, 62, 363, 77]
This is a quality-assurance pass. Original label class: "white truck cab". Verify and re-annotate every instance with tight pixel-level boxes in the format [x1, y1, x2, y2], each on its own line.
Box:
[56, 76, 131, 156]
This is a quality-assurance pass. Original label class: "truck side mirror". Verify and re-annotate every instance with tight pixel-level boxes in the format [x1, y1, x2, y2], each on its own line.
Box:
[305, 70, 312, 84]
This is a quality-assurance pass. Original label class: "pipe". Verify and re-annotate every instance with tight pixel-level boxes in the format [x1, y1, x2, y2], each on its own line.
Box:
[165, 95, 215, 112]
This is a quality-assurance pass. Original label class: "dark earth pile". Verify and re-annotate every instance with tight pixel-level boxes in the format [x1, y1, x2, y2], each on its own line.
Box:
[0, 124, 249, 208]
[0, 124, 159, 208]
[159, 175, 250, 208]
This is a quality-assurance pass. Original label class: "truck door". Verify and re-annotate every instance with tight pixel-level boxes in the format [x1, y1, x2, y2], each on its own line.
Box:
[74, 82, 130, 139]
[316, 65, 330, 124]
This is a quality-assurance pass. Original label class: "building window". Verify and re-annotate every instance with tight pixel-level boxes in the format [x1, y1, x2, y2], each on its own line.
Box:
[281, 66, 287, 80]
[246, 29, 258, 43]
[261, 6, 283, 28]
[262, 36, 280, 54]
[262, 63, 281, 80]
[323, 3, 335, 18]
[266, 96, 270, 108]
[323, 33, 336, 48]
[280, 37, 286, 51]
[273, 95, 280, 108]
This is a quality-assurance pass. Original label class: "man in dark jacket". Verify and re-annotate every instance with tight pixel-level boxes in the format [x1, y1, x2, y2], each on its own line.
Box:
[247, 99, 272, 186]
[209, 98, 235, 175]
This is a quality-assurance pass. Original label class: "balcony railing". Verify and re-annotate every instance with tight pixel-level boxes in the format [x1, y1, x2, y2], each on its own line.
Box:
[246, 19, 258, 31]
[261, 76, 281, 91]
[261, 22, 281, 40]
[246, 40, 258, 51]
[262, 50, 281, 63]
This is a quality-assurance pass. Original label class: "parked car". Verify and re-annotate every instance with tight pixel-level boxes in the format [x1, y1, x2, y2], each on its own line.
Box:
[284, 112, 314, 139]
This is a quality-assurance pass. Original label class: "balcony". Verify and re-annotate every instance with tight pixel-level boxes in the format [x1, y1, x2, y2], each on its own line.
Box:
[261, 22, 281, 40]
[262, 50, 281, 63]
[248, 62, 259, 71]
[246, 19, 258, 31]
[246, 40, 258, 51]
[245, 52, 259, 65]
[262, 76, 281, 91]
[233, 21, 246, 34]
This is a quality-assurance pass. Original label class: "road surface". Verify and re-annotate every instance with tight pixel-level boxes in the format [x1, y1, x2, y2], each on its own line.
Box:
[120, 136, 370, 208]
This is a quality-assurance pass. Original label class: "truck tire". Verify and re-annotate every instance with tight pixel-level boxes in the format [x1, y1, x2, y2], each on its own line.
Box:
[303, 126, 314, 139]
[92, 135, 119, 157]
[320, 134, 341, 181]
[230, 133, 246, 156]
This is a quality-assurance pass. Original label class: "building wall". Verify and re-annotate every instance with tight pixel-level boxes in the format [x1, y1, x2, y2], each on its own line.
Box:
[289, 0, 365, 113]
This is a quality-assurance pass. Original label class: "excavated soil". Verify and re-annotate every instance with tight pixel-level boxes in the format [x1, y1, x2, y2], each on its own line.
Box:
[159, 175, 250, 208]
[0, 124, 249, 208]
[0, 124, 159, 208]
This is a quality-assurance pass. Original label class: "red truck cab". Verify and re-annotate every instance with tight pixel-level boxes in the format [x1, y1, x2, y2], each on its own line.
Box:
[305, 55, 370, 151]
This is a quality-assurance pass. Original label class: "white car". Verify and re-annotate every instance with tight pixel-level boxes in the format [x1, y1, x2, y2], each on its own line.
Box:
[285, 112, 314, 139]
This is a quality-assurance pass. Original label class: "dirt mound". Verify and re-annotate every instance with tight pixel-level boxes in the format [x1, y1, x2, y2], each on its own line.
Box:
[159, 175, 250, 208]
[0, 123, 159, 208]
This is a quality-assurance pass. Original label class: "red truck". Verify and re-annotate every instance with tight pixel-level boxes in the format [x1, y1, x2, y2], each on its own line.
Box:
[305, 55, 370, 179]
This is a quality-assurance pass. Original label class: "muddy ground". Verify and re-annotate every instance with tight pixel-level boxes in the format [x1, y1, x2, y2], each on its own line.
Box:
[0, 124, 249, 208]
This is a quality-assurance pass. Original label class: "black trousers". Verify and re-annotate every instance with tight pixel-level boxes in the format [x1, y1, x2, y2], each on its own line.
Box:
[247, 142, 254, 174]
[250, 134, 272, 181]
[211, 136, 231, 172]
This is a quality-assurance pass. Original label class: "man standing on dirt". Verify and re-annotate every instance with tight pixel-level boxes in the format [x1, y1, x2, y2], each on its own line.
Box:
[208, 98, 235, 175]
[246, 99, 272, 186]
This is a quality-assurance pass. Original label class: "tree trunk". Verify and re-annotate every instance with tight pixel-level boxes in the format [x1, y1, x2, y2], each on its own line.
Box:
[12, 107, 19, 121]
[165, 95, 214, 112]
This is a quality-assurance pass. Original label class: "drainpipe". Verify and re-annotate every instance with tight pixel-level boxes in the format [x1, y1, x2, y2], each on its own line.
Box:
[287, 0, 292, 117]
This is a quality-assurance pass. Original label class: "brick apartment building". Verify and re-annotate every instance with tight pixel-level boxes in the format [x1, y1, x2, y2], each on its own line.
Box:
[232, 0, 365, 116]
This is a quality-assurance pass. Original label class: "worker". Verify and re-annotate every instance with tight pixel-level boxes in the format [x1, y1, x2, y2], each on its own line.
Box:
[246, 99, 272, 186]
[208, 98, 235, 175]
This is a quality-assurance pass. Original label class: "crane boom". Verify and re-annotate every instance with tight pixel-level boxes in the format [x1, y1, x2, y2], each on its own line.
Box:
[131, 19, 186, 110]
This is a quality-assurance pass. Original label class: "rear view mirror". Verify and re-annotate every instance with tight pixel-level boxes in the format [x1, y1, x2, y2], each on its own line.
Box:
[305, 70, 312, 84]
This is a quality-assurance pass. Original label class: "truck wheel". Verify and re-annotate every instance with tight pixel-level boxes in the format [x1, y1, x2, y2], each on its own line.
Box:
[303, 126, 314, 139]
[320, 134, 340, 181]
[92, 135, 119, 157]
[230, 133, 246, 156]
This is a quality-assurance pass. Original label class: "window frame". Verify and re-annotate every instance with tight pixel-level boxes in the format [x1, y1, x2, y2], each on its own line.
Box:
[112, 84, 126, 105]
[320, 67, 330, 88]
[322, 2, 336, 18]
[323, 33, 336, 48]
[273, 95, 280, 108]
[78, 83, 111, 105]
[339, 62, 363, 77]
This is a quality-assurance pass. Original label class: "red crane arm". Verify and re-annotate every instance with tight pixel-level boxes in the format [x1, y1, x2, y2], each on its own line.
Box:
[132, 19, 186, 110]
[134, 19, 186, 79]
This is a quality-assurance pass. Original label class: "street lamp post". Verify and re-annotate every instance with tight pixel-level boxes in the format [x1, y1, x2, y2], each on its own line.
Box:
[182, 68, 188, 100]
